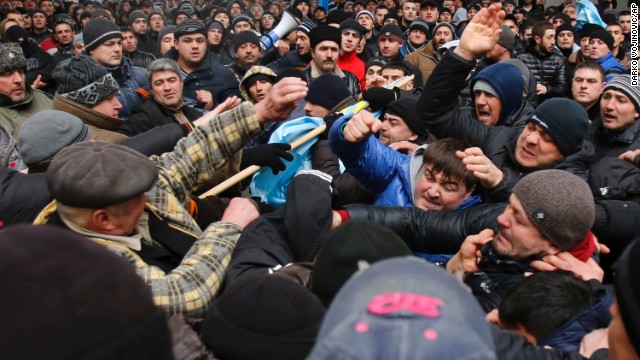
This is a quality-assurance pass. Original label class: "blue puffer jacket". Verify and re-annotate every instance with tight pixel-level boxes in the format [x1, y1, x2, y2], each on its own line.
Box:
[538, 282, 613, 352]
[329, 116, 480, 208]
[104, 57, 148, 120]
[597, 52, 624, 82]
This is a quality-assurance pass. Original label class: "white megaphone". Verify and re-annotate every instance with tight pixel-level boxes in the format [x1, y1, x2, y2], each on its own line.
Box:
[260, 10, 300, 50]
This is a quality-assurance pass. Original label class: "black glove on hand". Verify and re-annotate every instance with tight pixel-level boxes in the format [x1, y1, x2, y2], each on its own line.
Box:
[241, 143, 294, 174]
[362, 87, 400, 109]
[319, 112, 344, 140]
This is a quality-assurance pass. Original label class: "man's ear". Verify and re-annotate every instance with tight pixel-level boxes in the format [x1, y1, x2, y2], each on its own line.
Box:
[90, 209, 117, 232]
[533, 35, 541, 45]
[463, 184, 476, 201]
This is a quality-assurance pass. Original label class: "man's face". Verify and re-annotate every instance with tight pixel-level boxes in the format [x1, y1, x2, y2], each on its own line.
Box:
[375, 8, 388, 26]
[23, 14, 32, 29]
[341, 30, 361, 53]
[357, 14, 374, 32]
[303, 101, 330, 117]
[295, 31, 311, 55]
[40, 0, 55, 16]
[384, 0, 395, 9]
[366, 0, 377, 11]
[439, 12, 452, 23]
[91, 94, 122, 118]
[175, 34, 207, 66]
[6, 13, 24, 28]
[504, 3, 515, 13]
[600, 90, 640, 131]
[365, 64, 382, 86]
[230, 2, 242, 16]
[236, 42, 260, 68]
[234, 21, 252, 34]
[208, 28, 223, 45]
[515, 12, 524, 22]
[105, 194, 147, 236]
[588, 38, 610, 60]
[535, 28, 555, 54]
[379, 112, 416, 145]
[149, 14, 165, 32]
[433, 26, 453, 47]
[0, 69, 26, 102]
[607, 25, 624, 49]
[420, 5, 438, 23]
[552, 17, 564, 29]
[401, 1, 417, 22]
[413, 163, 472, 211]
[121, 31, 137, 53]
[443, 0, 455, 12]
[23, 0, 35, 10]
[514, 122, 564, 169]
[381, 67, 403, 85]
[408, 29, 426, 44]
[474, 89, 502, 125]
[619, 15, 631, 34]
[32, 12, 47, 30]
[580, 36, 590, 57]
[467, 8, 478, 20]
[503, 19, 518, 36]
[556, 30, 574, 50]
[54, 23, 74, 45]
[151, 70, 183, 109]
[175, 14, 188, 24]
[493, 194, 555, 260]
[261, 14, 274, 29]
[563, 5, 576, 18]
[214, 13, 230, 27]
[378, 37, 401, 58]
[314, 9, 326, 21]
[140, 4, 152, 15]
[159, 33, 174, 55]
[311, 40, 339, 73]
[248, 79, 272, 103]
[90, 38, 123, 67]
[73, 42, 85, 56]
[131, 18, 148, 34]
[296, 1, 310, 15]
[571, 68, 604, 108]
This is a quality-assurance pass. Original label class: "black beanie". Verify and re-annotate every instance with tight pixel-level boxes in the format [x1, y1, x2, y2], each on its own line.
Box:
[309, 25, 342, 48]
[526, 98, 589, 157]
[580, 23, 603, 40]
[589, 29, 614, 51]
[83, 18, 122, 53]
[339, 18, 365, 37]
[305, 73, 350, 111]
[615, 237, 640, 356]
[555, 23, 574, 38]
[200, 274, 325, 360]
[310, 220, 412, 307]
[275, 67, 307, 84]
[233, 30, 260, 52]
[385, 97, 425, 137]
[0, 225, 173, 360]
[53, 55, 120, 108]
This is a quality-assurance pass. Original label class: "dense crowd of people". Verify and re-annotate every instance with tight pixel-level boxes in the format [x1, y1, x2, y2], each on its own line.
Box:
[0, 0, 638, 358]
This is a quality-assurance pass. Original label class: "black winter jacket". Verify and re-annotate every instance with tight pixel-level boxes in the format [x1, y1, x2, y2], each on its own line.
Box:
[516, 46, 568, 100]
[301, 66, 361, 96]
[418, 52, 592, 201]
[265, 50, 312, 73]
[120, 98, 203, 136]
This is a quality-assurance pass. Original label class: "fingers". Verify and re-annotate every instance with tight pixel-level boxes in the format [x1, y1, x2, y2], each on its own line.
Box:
[529, 259, 557, 272]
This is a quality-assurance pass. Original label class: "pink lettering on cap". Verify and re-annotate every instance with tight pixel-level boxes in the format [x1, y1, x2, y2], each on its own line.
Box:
[367, 292, 444, 318]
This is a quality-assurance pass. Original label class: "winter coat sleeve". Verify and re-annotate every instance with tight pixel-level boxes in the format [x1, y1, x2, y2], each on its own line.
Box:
[119, 123, 190, 157]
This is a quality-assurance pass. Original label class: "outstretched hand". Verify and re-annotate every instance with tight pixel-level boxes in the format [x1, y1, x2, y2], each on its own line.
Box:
[454, 3, 505, 61]
[253, 77, 308, 123]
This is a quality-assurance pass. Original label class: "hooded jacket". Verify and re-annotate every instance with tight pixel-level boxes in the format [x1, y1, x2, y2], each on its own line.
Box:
[596, 52, 624, 82]
[469, 62, 527, 127]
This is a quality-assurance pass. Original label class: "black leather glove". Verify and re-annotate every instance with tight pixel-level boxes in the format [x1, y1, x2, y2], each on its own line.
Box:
[362, 87, 400, 109]
[319, 112, 344, 140]
[241, 143, 294, 174]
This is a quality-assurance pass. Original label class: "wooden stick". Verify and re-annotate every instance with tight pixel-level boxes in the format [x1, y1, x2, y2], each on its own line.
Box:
[199, 123, 328, 197]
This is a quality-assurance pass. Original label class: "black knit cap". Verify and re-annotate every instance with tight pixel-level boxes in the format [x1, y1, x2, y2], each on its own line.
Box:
[589, 29, 614, 51]
[525, 98, 589, 157]
[309, 25, 342, 48]
[555, 23, 574, 37]
[200, 274, 326, 360]
[46, 141, 158, 208]
[53, 55, 120, 108]
[339, 18, 365, 37]
[83, 18, 122, 53]
[233, 30, 260, 51]
[174, 19, 207, 39]
[614, 237, 640, 356]
[378, 23, 403, 43]
[385, 97, 426, 137]
[310, 220, 412, 306]
[305, 73, 350, 111]
[0, 224, 173, 360]
[579, 23, 603, 40]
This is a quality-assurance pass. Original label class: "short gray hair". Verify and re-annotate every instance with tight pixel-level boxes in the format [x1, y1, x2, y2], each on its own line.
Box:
[145, 58, 181, 83]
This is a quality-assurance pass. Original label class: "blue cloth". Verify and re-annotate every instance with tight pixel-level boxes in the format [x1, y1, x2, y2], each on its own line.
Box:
[250, 116, 325, 206]
[597, 52, 625, 82]
[575, 0, 606, 30]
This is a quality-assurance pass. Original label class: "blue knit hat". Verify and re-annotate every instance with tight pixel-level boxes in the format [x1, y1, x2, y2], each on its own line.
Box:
[470, 63, 523, 125]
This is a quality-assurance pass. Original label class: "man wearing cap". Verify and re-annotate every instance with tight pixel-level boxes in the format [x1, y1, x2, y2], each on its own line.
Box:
[402, 19, 429, 55]
[265, 22, 316, 72]
[586, 29, 624, 82]
[606, 23, 631, 72]
[405, 21, 455, 83]
[419, 0, 439, 36]
[34, 75, 309, 318]
[231, 13, 253, 34]
[419, 3, 591, 202]
[377, 23, 404, 61]
[129, 10, 156, 55]
[0, 44, 52, 137]
[239, 66, 276, 104]
[27, 9, 51, 44]
[50, 16, 75, 65]
[228, 31, 261, 79]
[337, 19, 366, 89]
[167, 19, 241, 111]
[147, 10, 165, 56]
[363, 56, 388, 89]
[555, 23, 578, 59]
[82, 19, 148, 119]
[303, 25, 360, 96]
[356, 10, 378, 55]
[121, 27, 157, 68]
[586, 75, 640, 260]
[568, 23, 602, 69]
[516, 21, 568, 101]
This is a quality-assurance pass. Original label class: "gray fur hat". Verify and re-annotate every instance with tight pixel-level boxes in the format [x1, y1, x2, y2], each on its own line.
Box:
[0, 43, 27, 74]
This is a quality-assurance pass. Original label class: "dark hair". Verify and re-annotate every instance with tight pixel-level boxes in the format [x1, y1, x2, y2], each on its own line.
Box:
[619, 10, 631, 16]
[532, 20, 554, 40]
[574, 61, 605, 83]
[422, 138, 477, 191]
[382, 60, 411, 77]
[120, 26, 134, 34]
[499, 271, 594, 341]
